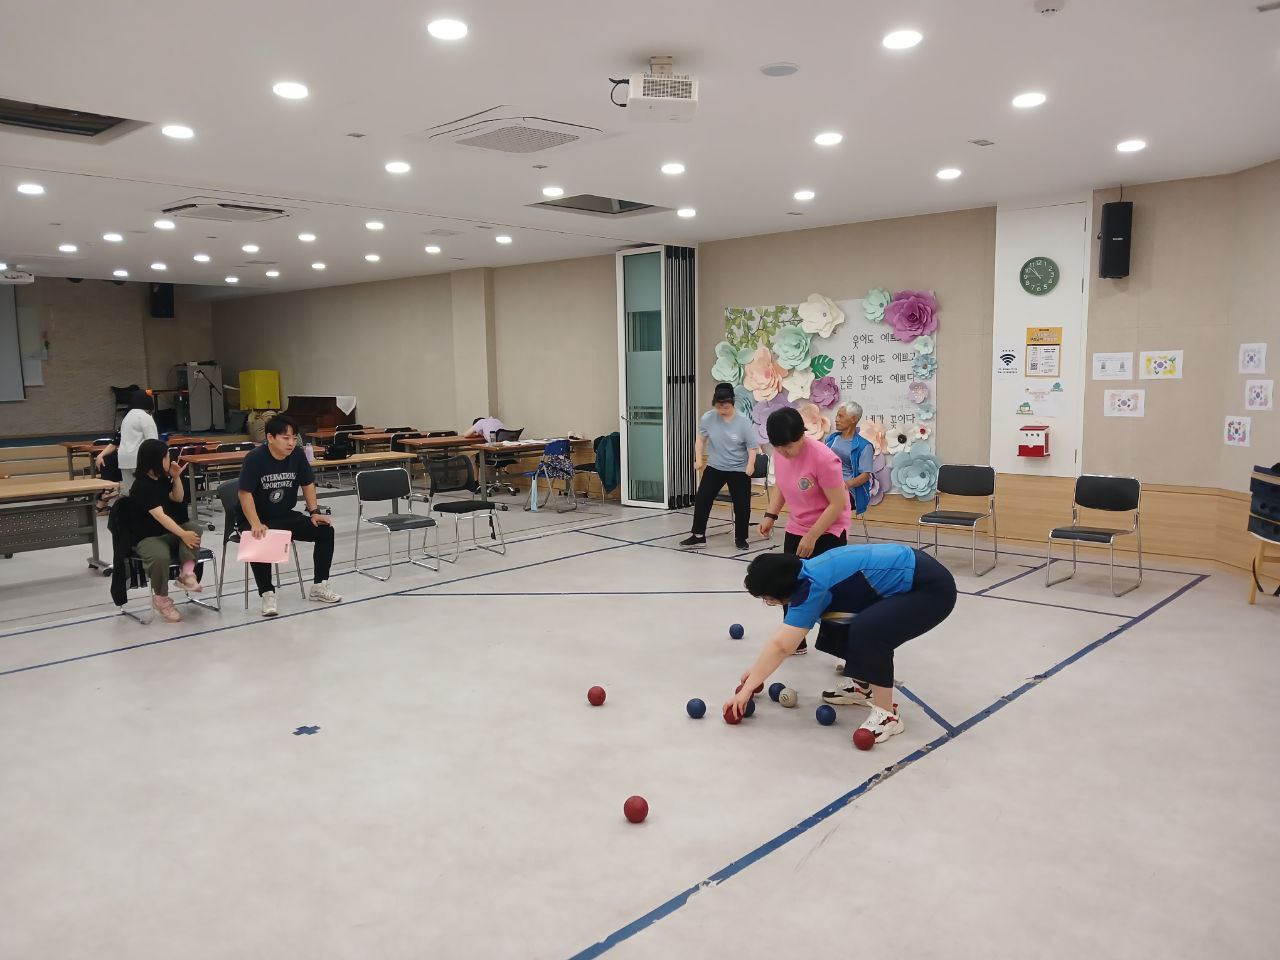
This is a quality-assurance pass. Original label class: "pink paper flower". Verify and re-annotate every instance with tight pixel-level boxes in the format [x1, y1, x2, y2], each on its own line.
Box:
[795, 400, 831, 441]
[742, 345, 785, 401]
[883, 290, 938, 343]
[809, 375, 840, 409]
[859, 419, 886, 455]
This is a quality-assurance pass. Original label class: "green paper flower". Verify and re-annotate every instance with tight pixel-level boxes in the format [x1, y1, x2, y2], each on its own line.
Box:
[810, 354, 834, 378]
[771, 325, 812, 370]
[712, 340, 743, 385]
[912, 335, 935, 356]
[863, 288, 893, 323]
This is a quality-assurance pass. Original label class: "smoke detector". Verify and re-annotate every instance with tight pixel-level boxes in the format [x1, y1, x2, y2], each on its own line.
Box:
[1033, 0, 1067, 13]
[628, 56, 698, 121]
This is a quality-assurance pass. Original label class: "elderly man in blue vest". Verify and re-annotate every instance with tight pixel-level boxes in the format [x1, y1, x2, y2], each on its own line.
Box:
[824, 402, 874, 517]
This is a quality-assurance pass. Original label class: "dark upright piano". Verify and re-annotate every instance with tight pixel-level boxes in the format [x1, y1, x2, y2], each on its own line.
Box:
[281, 396, 355, 435]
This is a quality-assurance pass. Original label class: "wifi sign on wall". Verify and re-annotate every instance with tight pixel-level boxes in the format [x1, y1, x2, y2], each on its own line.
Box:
[994, 344, 1020, 376]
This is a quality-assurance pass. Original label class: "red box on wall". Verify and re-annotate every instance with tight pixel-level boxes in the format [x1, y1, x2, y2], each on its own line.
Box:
[1018, 425, 1050, 458]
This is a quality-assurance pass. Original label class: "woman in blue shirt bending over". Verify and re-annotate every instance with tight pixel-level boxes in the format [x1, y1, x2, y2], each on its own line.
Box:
[726, 543, 957, 745]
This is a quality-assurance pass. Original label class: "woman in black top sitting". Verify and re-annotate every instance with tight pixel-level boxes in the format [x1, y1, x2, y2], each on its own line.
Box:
[127, 438, 205, 623]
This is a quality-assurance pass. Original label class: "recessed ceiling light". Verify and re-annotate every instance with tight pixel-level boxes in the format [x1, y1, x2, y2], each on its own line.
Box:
[225, 276, 239, 284]
[161, 124, 194, 139]
[113, 269, 128, 278]
[0, 262, 7, 269]
[241, 243, 259, 253]
[365, 221, 384, 230]
[1117, 139, 1146, 153]
[16, 183, 44, 195]
[385, 160, 411, 174]
[427, 18, 468, 40]
[936, 167, 962, 180]
[273, 81, 309, 100]
[495, 235, 513, 244]
[424, 245, 442, 254]
[814, 132, 843, 146]
[1012, 92, 1047, 109]
[154, 219, 175, 230]
[760, 62, 799, 77]
[58, 243, 77, 253]
[151, 262, 167, 271]
[265, 270, 280, 278]
[102, 232, 123, 242]
[542, 186, 565, 197]
[193, 253, 211, 263]
[882, 29, 923, 50]
[298, 233, 316, 242]
[312, 262, 325, 270]
[677, 208, 697, 218]
[661, 162, 685, 175]
[793, 189, 816, 201]
[365, 253, 380, 262]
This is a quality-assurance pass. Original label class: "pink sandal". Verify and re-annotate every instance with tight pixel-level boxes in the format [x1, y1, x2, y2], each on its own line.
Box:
[176, 572, 202, 593]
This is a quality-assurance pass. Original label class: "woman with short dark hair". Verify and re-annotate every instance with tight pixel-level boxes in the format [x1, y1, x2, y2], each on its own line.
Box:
[127, 438, 206, 623]
[681, 382, 761, 551]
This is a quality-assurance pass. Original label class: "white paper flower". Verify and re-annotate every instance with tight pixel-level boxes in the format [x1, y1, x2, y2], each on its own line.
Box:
[886, 429, 911, 456]
[798, 294, 845, 339]
[781, 365, 815, 401]
[913, 424, 932, 444]
[913, 335, 935, 356]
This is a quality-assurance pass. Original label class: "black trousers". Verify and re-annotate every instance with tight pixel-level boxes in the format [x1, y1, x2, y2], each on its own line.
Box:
[691, 466, 752, 542]
[250, 510, 334, 595]
[814, 549, 957, 687]
[782, 529, 848, 556]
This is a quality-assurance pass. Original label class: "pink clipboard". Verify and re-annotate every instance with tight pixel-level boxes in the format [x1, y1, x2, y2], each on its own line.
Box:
[236, 528, 294, 564]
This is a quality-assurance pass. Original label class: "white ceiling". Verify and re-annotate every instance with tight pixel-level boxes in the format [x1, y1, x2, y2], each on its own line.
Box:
[1, 0, 1278, 298]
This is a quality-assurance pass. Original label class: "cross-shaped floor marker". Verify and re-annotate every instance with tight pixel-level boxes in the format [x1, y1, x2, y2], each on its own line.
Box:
[293, 725, 320, 736]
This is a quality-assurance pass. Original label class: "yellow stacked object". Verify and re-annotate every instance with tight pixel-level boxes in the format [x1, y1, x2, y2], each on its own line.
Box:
[238, 370, 281, 410]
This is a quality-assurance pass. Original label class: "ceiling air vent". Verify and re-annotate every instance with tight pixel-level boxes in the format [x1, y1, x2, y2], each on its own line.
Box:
[417, 105, 604, 155]
[425, 228, 463, 237]
[161, 197, 293, 223]
[532, 194, 664, 219]
[0, 97, 144, 143]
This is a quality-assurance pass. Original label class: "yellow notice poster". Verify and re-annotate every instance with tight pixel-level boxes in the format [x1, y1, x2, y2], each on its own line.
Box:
[1026, 326, 1063, 378]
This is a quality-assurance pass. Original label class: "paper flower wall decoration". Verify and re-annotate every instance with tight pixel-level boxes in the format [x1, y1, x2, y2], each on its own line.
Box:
[712, 341, 743, 385]
[884, 290, 939, 343]
[908, 382, 931, 405]
[911, 354, 938, 381]
[795, 400, 831, 441]
[809, 375, 840, 409]
[890, 448, 941, 500]
[868, 453, 894, 506]
[743, 345, 785, 401]
[751, 393, 792, 444]
[781, 365, 815, 401]
[859, 419, 887, 455]
[887, 430, 911, 456]
[912, 335, 935, 356]
[798, 294, 845, 338]
[770, 326, 813, 370]
[917, 402, 935, 421]
[913, 424, 932, 444]
[810, 354, 834, 378]
[863, 288, 893, 324]
[733, 385, 755, 420]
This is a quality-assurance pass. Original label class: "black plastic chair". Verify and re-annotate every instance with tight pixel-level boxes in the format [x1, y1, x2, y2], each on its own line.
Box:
[485, 427, 525, 496]
[917, 465, 998, 576]
[713, 452, 772, 523]
[108, 496, 221, 624]
[1046, 475, 1142, 596]
[383, 426, 415, 434]
[425, 455, 506, 562]
[574, 435, 609, 503]
[389, 431, 423, 453]
[216, 480, 306, 609]
[334, 423, 365, 436]
[216, 441, 256, 453]
[353, 467, 438, 580]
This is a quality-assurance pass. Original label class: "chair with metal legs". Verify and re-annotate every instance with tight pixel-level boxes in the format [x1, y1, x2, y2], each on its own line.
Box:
[1046, 475, 1142, 597]
[215, 480, 305, 609]
[520, 439, 577, 512]
[917, 464, 998, 576]
[424, 455, 507, 563]
[353, 467, 439, 581]
[107, 498, 222, 623]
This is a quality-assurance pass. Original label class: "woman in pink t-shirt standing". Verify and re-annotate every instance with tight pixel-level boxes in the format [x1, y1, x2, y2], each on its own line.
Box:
[758, 407, 852, 653]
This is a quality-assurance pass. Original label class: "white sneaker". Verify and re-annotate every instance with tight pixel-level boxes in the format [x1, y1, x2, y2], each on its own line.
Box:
[260, 591, 278, 618]
[858, 705, 905, 743]
[309, 581, 342, 604]
[822, 678, 873, 706]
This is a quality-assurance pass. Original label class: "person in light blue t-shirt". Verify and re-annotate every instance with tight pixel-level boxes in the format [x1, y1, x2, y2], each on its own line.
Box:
[725, 543, 957, 746]
[681, 383, 761, 551]
[824, 402, 874, 517]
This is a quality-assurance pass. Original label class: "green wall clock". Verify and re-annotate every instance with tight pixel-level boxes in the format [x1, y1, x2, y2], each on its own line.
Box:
[1020, 256, 1060, 295]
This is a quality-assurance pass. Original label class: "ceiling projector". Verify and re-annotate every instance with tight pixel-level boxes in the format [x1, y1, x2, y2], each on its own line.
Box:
[628, 56, 698, 121]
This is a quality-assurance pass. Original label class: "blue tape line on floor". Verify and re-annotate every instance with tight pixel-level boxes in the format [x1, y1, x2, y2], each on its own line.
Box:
[894, 682, 956, 734]
[567, 572, 1210, 958]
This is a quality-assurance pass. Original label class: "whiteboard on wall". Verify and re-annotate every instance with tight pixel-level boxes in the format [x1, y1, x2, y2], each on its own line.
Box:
[0, 286, 24, 402]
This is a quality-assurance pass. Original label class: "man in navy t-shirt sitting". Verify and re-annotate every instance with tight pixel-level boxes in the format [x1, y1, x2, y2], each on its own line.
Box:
[237, 414, 342, 617]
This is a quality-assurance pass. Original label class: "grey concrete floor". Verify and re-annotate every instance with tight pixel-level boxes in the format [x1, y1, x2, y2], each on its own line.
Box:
[1, 493, 1276, 959]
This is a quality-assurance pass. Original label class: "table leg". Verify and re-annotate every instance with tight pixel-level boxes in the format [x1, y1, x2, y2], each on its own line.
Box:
[88, 497, 109, 572]
[188, 464, 201, 521]
[66, 448, 75, 480]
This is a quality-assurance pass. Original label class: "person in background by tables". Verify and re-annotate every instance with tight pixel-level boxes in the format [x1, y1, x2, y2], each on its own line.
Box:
[98, 390, 157, 492]
[465, 416, 506, 442]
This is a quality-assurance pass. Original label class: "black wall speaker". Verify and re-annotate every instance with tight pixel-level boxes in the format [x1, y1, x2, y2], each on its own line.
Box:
[149, 282, 175, 319]
[1099, 201, 1133, 279]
